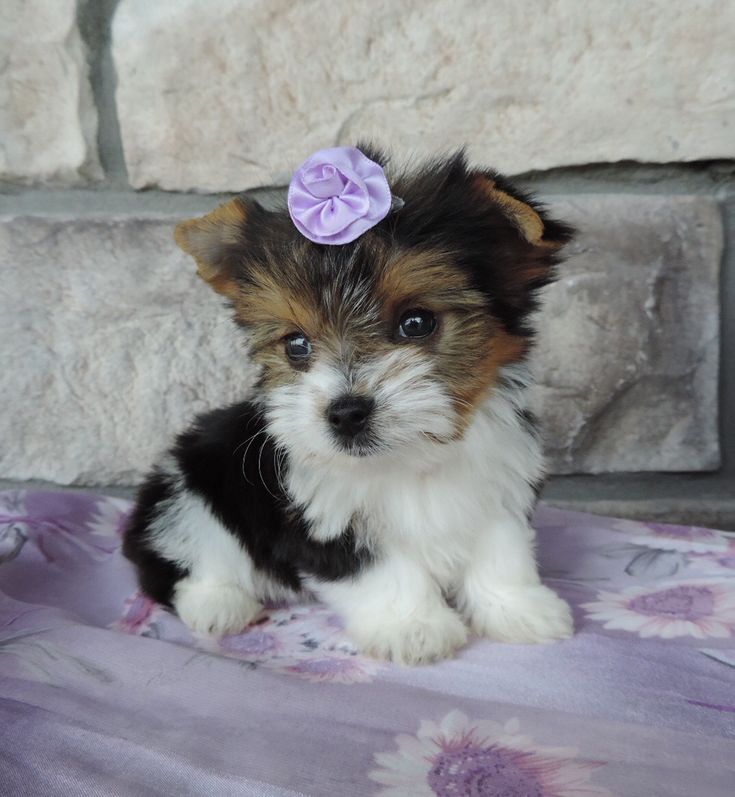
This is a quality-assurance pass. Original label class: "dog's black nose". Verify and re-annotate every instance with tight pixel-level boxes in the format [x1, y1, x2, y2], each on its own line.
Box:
[327, 396, 374, 438]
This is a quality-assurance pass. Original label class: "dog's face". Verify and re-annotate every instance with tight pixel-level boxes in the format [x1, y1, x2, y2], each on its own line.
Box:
[175, 150, 572, 461]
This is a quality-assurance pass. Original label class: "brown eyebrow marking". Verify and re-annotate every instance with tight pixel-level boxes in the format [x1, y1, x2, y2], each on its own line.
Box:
[232, 266, 322, 338]
[377, 250, 487, 318]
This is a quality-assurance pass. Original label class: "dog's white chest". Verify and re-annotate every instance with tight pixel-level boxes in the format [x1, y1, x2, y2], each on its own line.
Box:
[286, 393, 542, 586]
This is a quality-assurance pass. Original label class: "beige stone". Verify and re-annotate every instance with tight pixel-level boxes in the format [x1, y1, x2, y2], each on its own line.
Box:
[113, 0, 735, 191]
[0, 214, 253, 485]
[0, 0, 100, 183]
[0, 194, 721, 484]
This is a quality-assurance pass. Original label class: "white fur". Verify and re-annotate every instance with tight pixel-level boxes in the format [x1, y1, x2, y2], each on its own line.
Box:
[306, 555, 468, 665]
[267, 348, 458, 542]
[152, 355, 572, 658]
[269, 361, 573, 662]
[460, 582, 574, 644]
[174, 579, 261, 636]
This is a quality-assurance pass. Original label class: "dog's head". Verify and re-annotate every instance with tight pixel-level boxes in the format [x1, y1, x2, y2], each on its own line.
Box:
[175, 148, 572, 462]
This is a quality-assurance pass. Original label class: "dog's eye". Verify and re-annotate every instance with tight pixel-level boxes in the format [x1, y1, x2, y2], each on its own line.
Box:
[284, 332, 312, 362]
[397, 309, 437, 340]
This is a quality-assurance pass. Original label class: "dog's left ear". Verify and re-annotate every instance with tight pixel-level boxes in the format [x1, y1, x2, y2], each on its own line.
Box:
[174, 197, 251, 299]
[473, 174, 572, 252]
[470, 174, 574, 331]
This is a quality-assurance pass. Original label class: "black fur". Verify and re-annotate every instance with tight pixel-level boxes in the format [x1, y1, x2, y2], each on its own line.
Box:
[123, 402, 373, 601]
[124, 148, 573, 616]
[123, 472, 188, 607]
[383, 150, 572, 336]
[220, 146, 574, 339]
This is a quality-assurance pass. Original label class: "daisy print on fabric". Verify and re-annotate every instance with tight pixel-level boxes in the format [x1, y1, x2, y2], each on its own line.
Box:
[219, 625, 285, 660]
[687, 538, 735, 574]
[111, 590, 162, 637]
[18, 492, 119, 563]
[582, 580, 735, 640]
[86, 496, 131, 541]
[0, 491, 28, 563]
[269, 652, 381, 684]
[370, 710, 612, 797]
[214, 604, 384, 683]
[610, 518, 731, 555]
[0, 523, 27, 564]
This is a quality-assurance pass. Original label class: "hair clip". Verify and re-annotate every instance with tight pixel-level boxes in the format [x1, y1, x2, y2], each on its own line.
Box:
[287, 146, 397, 245]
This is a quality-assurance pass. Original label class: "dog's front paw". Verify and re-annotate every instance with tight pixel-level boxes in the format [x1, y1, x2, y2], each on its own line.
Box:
[466, 584, 573, 644]
[173, 579, 262, 636]
[350, 605, 468, 665]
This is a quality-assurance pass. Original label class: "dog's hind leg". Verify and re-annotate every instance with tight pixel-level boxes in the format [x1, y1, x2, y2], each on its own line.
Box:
[124, 467, 263, 636]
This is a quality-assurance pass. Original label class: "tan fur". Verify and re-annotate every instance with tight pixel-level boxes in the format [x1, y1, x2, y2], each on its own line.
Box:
[175, 201, 537, 438]
[378, 248, 528, 432]
[235, 267, 321, 335]
[377, 250, 484, 314]
[453, 330, 528, 430]
[474, 176, 563, 251]
[174, 197, 249, 298]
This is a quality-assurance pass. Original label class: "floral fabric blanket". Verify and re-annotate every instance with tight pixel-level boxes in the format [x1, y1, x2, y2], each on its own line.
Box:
[0, 490, 733, 796]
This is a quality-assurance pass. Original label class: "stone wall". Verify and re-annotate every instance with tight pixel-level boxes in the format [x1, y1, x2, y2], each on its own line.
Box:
[1, 0, 733, 487]
[111, 0, 735, 191]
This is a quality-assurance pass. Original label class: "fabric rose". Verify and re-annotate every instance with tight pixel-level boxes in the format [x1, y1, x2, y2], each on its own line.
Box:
[287, 146, 392, 245]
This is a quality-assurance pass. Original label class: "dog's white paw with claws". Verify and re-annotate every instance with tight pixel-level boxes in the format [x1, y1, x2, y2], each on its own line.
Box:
[465, 584, 574, 644]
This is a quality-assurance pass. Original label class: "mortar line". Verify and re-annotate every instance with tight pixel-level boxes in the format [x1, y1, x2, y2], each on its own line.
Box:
[77, 0, 129, 186]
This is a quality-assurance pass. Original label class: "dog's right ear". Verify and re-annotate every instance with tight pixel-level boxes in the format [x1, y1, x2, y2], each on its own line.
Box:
[174, 197, 250, 299]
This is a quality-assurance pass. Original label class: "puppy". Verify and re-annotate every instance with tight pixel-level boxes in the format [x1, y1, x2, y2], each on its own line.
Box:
[123, 146, 575, 664]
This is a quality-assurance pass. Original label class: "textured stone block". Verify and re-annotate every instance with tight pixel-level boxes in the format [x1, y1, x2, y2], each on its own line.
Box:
[0, 194, 721, 484]
[534, 195, 721, 473]
[112, 0, 735, 191]
[0, 0, 100, 183]
[0, 215, 252, 485]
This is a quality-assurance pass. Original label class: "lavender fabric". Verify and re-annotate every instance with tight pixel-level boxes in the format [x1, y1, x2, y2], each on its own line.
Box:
[287, 147, 392, 244]
[1, 490, 734, 796]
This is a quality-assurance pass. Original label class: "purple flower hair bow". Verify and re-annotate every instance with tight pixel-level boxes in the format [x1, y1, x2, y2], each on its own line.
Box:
[287, 146, 393, 245]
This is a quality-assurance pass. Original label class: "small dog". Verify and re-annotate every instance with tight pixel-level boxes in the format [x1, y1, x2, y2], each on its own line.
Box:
[123, 146, 575, 664]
